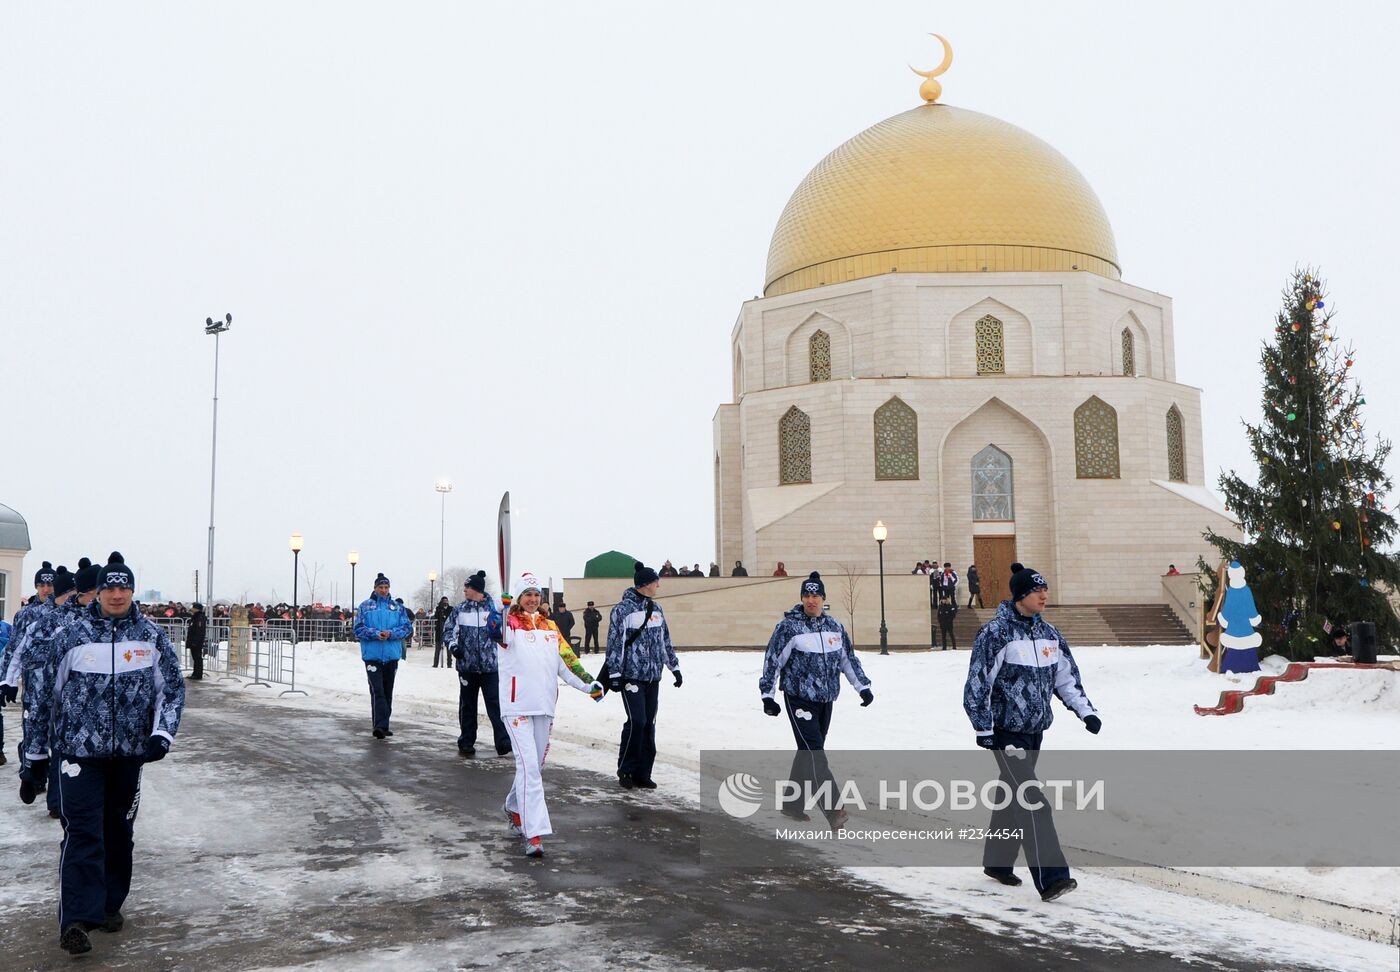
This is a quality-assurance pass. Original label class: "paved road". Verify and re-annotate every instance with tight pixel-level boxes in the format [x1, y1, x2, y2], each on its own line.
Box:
[0, 685, 1296, 971]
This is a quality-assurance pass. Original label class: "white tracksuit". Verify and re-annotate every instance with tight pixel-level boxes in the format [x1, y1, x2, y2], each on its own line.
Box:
[497, 614, 593, 839]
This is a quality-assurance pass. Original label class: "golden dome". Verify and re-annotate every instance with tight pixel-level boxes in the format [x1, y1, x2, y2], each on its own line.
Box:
[764, 104, 1120, 297]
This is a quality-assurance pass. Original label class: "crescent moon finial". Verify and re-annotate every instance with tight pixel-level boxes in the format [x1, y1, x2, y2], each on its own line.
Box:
[909, 33, 953, 103]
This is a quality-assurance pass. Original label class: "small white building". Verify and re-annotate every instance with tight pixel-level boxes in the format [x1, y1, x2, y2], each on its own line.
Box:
[0, 503, 32, 622]
[713, 95, 1238, 603]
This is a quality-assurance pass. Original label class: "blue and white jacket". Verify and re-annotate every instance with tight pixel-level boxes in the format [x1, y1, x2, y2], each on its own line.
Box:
[19, 597, 85, 730]
[963, 601, 1097, 737]
[605, 587, 680, 682]
[760, 606, 870, 703]
[2, 597, 55, 688]
[354, 593, 414, 663]
[26, 600, 185, 760]
[0, 620, 11, 681]
[442, 595, 502, 674]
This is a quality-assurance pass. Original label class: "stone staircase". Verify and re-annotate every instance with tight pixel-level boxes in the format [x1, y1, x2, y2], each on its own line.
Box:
[948, 603, 1193, 648]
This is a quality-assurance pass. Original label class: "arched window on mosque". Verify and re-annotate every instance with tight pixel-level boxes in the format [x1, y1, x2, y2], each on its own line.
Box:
[874, 397, 919, 480]
[1121, 327, 1136, 376]
[1166, 405, 1186, 482]
[975, 315, 1005, 375]
[1074, 396, 1120, 479]
[972, 445, 1014, 521]
[778, 406, 812, 485]
[809, 329, 832, 383]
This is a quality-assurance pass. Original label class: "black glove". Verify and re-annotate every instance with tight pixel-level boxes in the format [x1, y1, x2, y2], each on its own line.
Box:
[672, 671, 683, 688]
[975, 734, 996, 749]
[1, 684, 16, 704]
[859, 688, 874, 707]
[608, 675, 624, 694]
[20, 757, 49, 784]
[1083, 715, 1102, 734]
[144, 735, 171, 763]
[762, 697, 781, 717]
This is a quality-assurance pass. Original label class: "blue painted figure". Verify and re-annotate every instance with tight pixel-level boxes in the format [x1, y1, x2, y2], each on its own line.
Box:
[1217, 561, 1262, 674]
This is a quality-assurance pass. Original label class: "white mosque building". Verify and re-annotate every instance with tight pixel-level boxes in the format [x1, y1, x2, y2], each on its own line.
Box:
[712, 72, 1238, 603]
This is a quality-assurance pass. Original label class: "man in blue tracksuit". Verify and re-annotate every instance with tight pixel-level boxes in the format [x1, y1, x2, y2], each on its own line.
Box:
[1, 560, 57, 722]
[0, 618, 10, 765]
[25, 552, 185, 956]
[441, 570, 509, 757]
[759, 572, 873, 825]
[963, 563, 1101, 902]
[605, 562, 682, 790]
[21, 562, 98, 814]
[354, 573, 412, 739]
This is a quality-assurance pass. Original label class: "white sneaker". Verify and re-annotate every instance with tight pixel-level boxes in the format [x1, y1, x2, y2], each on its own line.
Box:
[524, 836, 543, 857]
[505, 810, 522, 837]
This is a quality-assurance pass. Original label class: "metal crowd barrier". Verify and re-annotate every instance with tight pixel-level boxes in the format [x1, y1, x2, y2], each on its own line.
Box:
[156, 620, 306, 697]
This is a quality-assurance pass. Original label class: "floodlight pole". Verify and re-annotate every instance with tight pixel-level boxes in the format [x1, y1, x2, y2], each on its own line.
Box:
[205, 314, 232, 606]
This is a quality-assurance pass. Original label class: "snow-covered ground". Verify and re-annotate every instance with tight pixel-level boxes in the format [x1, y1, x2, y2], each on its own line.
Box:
[280, 641, 1400, 971]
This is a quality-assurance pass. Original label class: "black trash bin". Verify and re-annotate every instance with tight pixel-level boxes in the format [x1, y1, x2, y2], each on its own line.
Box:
[1350, 621, 1378, 664]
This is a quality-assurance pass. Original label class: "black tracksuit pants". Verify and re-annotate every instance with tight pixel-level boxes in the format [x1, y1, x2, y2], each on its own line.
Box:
[457, 670, 511, 755]
[782, 694, 840, 824]
[939, 617, 957, 650]
[365, 660, 398, 732]
[55, 754, 143, 930]
[583, 626, 600, 653]
[617, 678, 660, 780]
[982, 729, 1071, 893]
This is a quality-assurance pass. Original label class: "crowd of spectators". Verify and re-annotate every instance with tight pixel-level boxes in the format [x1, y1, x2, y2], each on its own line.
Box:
[137, 601, 427, 643]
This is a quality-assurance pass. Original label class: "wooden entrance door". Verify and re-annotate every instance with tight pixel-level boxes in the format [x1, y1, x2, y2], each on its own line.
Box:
[973, 536, 1017, 604]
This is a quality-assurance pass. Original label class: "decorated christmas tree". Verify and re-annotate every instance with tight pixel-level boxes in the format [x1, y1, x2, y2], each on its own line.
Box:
[1202, 269, 1400, 659]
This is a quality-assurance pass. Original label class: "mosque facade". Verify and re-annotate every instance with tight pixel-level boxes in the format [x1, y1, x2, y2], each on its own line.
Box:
[712, 87, 1238, 603]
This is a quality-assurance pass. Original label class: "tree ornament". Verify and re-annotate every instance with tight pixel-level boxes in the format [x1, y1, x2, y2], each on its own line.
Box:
[1332, 521, 1341, 530]
[1291, 323, 1301, 332]
[1305, 299, 1316, 310]
[1346, 359, 1354, 367]
[1359, 397, 1366, 404]
[1316, 300, 1325, 308]
[1286, 412, 1297, 421]
[1288, 375, 1297, 385]
[1360, 579, 1370, 587]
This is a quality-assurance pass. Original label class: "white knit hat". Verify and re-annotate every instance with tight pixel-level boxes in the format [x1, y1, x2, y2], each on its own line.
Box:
[511, 571, 542, 601]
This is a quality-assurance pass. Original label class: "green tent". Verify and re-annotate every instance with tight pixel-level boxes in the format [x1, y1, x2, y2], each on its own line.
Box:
[583, 550, 638, 578]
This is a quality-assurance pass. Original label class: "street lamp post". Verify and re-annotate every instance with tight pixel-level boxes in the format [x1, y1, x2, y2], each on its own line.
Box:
[290, 533, 303, 642]
[873, 520, 889, 655]
[204, 313, 232, 606]
[428, 570, 437, 608]
[348, 549, 359, 609]
[434, 480, 453, 582]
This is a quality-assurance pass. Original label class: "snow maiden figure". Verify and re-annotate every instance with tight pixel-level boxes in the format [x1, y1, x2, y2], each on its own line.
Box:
[1217, 560, 1262, 674]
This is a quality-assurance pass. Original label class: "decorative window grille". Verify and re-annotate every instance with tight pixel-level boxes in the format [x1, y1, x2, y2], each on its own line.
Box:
[972, 445, 1014, 520]
[1166, 405, 1186, 482]
[975, 315, 1005, 375]
[1121, 327, 1136, 376]
[874, 397, 919, 480]
[778, 406, 812, 484]
[809, 329, 831, 383]
[1074, 396, 1120, 479]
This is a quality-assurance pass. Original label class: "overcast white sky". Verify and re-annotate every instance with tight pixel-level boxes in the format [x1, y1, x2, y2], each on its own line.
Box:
[3, 1, 1397, 604]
